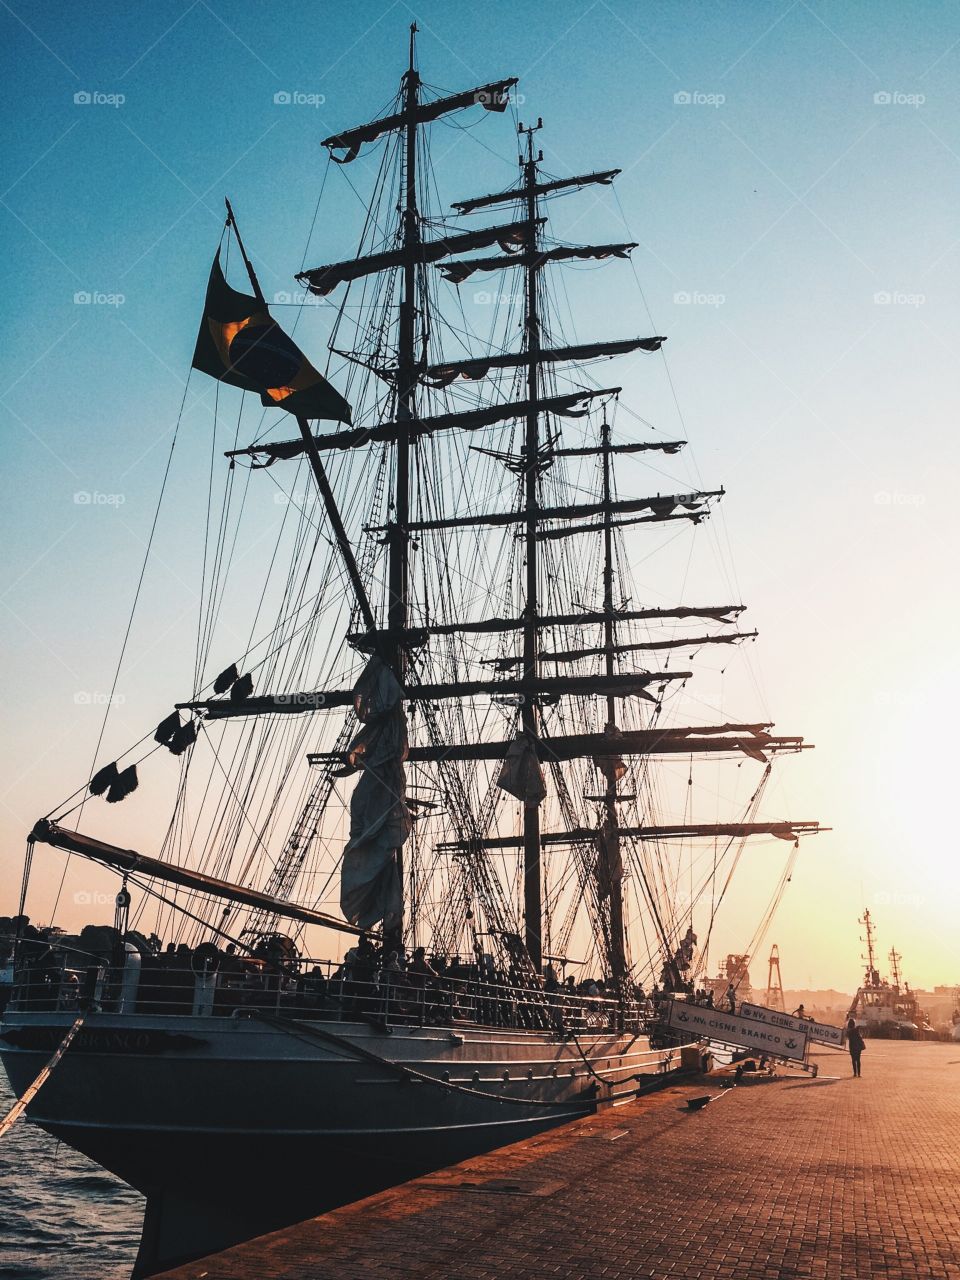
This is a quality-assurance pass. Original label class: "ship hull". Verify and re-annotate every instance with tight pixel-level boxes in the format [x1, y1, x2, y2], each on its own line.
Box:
[0, 1010, 671, 1275]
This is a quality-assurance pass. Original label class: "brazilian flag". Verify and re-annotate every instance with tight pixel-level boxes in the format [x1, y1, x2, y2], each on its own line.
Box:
[192, 252, 352, 423]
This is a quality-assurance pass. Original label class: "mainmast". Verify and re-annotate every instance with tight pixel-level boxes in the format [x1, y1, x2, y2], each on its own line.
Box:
[520, 119, 544, 971]
[385, 25, 420, 949]
[599, 420, 627, 986]
[389, 21, 419, 672]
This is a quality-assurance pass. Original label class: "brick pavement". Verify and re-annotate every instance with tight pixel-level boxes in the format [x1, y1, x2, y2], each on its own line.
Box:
[160, 1041, 960, 1279]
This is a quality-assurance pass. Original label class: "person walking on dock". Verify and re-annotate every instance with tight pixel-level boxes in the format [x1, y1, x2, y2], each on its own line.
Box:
[846, 1018, 865, 1077]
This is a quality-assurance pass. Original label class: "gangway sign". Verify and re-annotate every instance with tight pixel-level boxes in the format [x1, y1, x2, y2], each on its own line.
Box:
[663, 999, 808, 1062]
[739, 1002, 845, 1048]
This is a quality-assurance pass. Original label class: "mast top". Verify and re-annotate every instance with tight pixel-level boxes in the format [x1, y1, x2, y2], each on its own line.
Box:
[519, 118, 543, 166]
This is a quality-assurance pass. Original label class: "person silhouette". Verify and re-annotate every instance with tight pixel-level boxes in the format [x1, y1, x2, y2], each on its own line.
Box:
[846, 1018, 865, 1077]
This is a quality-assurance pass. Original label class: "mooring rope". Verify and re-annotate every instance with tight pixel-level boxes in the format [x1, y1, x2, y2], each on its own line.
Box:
[0, 1013, 86, 1140]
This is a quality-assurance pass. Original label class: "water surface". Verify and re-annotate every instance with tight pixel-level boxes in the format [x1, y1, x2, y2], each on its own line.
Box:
[0, 1076, 141, 1280]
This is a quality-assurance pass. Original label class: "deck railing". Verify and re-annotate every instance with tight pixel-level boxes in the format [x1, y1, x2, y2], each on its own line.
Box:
[8, 955, 653, 1035]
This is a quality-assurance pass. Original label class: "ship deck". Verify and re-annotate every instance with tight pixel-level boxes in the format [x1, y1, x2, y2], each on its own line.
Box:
[156, 1039, 960, 1279]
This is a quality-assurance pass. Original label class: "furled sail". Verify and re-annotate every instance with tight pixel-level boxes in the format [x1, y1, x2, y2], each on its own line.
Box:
[497, 736, 547, 807]
[323, 78, 517, 163]
[487, 631, 758, 668]
[181, 671, 682, 721]
[346, 605, 747, 648]
[439, 242, 637, 284]
[296, 219, 540, 296]
[418, 337, 665, 387]
[307, 723, 808, 766]
[438, 822, 824, 853]
[452, 169, 621, 213]
[226, 389, 618, 464]
[397, 489, 723, 534]
[339, 658, 410, 931]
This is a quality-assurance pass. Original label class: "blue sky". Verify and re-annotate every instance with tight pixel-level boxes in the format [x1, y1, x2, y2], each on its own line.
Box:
[2, 0, 959, 989]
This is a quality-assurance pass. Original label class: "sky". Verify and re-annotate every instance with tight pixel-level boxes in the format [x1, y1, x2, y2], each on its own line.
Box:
[2, 0, 959, 992]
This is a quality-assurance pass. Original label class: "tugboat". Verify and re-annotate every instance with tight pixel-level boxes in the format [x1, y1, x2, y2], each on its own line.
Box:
[848, 910, 928, 1038]
[0, 28, 821, 1277]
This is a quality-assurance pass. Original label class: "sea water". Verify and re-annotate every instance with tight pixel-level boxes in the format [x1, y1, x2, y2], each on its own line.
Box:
[0, 1076, 141, 1279]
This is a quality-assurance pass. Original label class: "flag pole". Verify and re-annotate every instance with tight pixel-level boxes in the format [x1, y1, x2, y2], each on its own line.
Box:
[222, 198, 377, 635]
[224, 198, 267, 304]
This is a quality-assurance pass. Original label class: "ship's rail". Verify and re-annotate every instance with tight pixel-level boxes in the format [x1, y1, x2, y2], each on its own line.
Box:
[7, 955, 653, 1036]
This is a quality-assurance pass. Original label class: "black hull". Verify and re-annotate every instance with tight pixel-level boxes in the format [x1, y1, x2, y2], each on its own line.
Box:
[43, 1111, 584, 1276]
[2, 1011, 667, 1276]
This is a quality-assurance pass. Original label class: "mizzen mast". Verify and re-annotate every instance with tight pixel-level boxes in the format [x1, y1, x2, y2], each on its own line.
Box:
[598, 419, 627, 986]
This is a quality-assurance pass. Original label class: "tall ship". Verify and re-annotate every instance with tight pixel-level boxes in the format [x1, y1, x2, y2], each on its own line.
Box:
[847, 909, 929, 1038]
[0, 31, 820, 1277]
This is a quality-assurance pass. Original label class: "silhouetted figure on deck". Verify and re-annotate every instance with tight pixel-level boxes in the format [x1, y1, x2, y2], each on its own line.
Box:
[347, 933, 377, 1014]
[408, 946, 437, 987]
